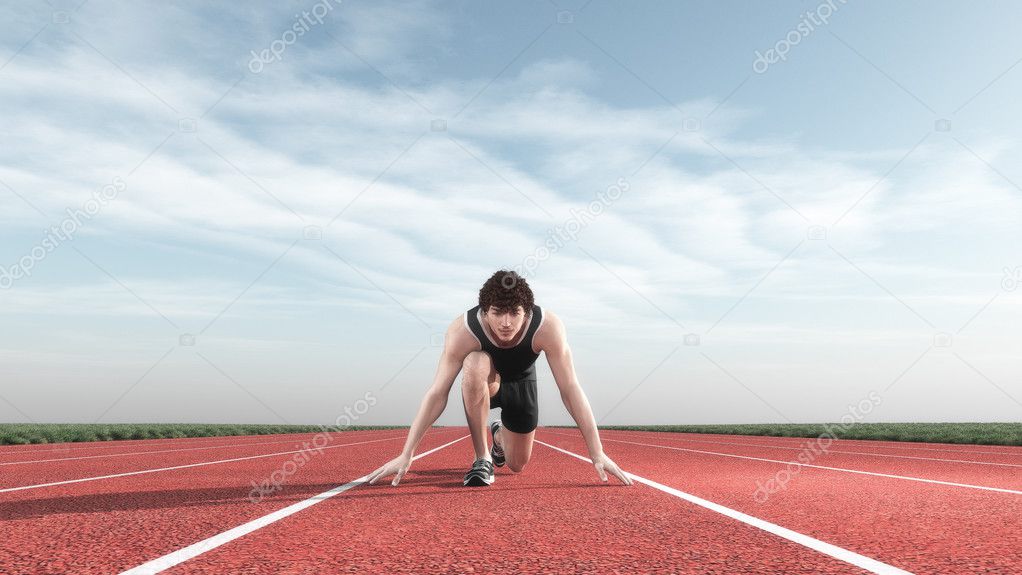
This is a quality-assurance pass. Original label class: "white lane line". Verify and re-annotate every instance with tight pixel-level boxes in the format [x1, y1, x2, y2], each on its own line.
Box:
[0, 436, 366, 467]
[0, 430, 390, 457]
[599, 429, 1022, 457]
[537, 439, 915, 575]
[590, 430, 1022, 469]
[0, 437, 286, 455]
[545, 432, 1022, 496]
[742, 437, 1022, 456]
[0, 433, 418, 494]
[118, 434, 468, 575]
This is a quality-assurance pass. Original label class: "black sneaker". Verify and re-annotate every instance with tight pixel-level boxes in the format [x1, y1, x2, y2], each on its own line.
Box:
[490, 420, 506, 467]
[463, 458, 494, 486]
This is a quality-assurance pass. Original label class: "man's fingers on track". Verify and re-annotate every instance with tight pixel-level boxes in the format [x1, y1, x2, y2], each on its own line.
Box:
[609, 464, 627, 484]
[603, 462, 630, 485]
[376, 467, 394, 483]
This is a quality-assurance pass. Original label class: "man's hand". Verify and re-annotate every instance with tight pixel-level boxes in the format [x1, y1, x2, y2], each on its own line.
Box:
[366, 453, 412, 486]
[591, 451, 633, 485]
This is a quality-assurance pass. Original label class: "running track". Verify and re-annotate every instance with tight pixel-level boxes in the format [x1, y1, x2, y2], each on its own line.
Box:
[1, 428, 1019, 574]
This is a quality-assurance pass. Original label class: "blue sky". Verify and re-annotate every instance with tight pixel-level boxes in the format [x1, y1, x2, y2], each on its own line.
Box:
[0, 0, 1020, 426]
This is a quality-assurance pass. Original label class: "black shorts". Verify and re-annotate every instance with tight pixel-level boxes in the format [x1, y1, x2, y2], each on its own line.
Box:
[489, 375, 538, 434]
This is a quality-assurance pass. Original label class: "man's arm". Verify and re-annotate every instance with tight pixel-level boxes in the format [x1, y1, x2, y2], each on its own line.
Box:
[537, 311, 633, 485]
[396, 318, 472, 459]
[539, 313, 602, 456]
[368, 316, 475, 485]
[397, 335, 465, 458]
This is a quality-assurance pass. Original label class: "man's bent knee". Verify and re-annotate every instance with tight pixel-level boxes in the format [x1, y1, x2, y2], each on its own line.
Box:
[462, 351, 489, 371]
[462, 352, 493, 380]
[462, 351, 498, 396]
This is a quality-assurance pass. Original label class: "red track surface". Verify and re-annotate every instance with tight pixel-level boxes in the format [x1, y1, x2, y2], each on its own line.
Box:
[1, 428, 1019, 574]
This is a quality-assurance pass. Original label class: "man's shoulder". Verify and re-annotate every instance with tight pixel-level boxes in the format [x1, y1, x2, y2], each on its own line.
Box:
[533, 308, 566, 353]
[536, 307, 561, 330]
[444, 311, 481, 357]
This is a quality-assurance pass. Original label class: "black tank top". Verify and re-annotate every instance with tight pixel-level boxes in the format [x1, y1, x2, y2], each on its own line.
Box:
[465, 304, 544, 381]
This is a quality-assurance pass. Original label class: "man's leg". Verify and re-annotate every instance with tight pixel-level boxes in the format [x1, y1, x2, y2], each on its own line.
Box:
[461, 351, 499, 461]
[494, 425, 535, 472]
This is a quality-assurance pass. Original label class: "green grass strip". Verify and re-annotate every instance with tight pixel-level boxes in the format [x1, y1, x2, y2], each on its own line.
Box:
[0, 423, 406, 445]
[555, 423, 1022, 446]
[6, 422, 1021, 446]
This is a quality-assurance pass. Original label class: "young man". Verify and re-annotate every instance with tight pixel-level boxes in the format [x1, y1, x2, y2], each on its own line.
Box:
[367, 270, 633, 487]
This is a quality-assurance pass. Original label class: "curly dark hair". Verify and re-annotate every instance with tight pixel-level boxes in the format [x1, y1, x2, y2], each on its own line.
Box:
[478, 270, 534, 313]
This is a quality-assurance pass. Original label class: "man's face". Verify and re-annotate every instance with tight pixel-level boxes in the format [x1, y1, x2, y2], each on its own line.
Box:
[484, 305, 526, 344]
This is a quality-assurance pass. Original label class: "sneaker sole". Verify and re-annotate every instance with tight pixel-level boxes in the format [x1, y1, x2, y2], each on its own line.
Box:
[463, 473, 494, 486]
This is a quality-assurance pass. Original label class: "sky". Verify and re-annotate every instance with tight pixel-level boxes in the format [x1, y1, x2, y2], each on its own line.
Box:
[0, 0, 1020, 427]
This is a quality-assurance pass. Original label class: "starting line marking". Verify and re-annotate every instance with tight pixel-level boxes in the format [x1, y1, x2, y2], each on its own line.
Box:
[537, 439, 916, 575]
